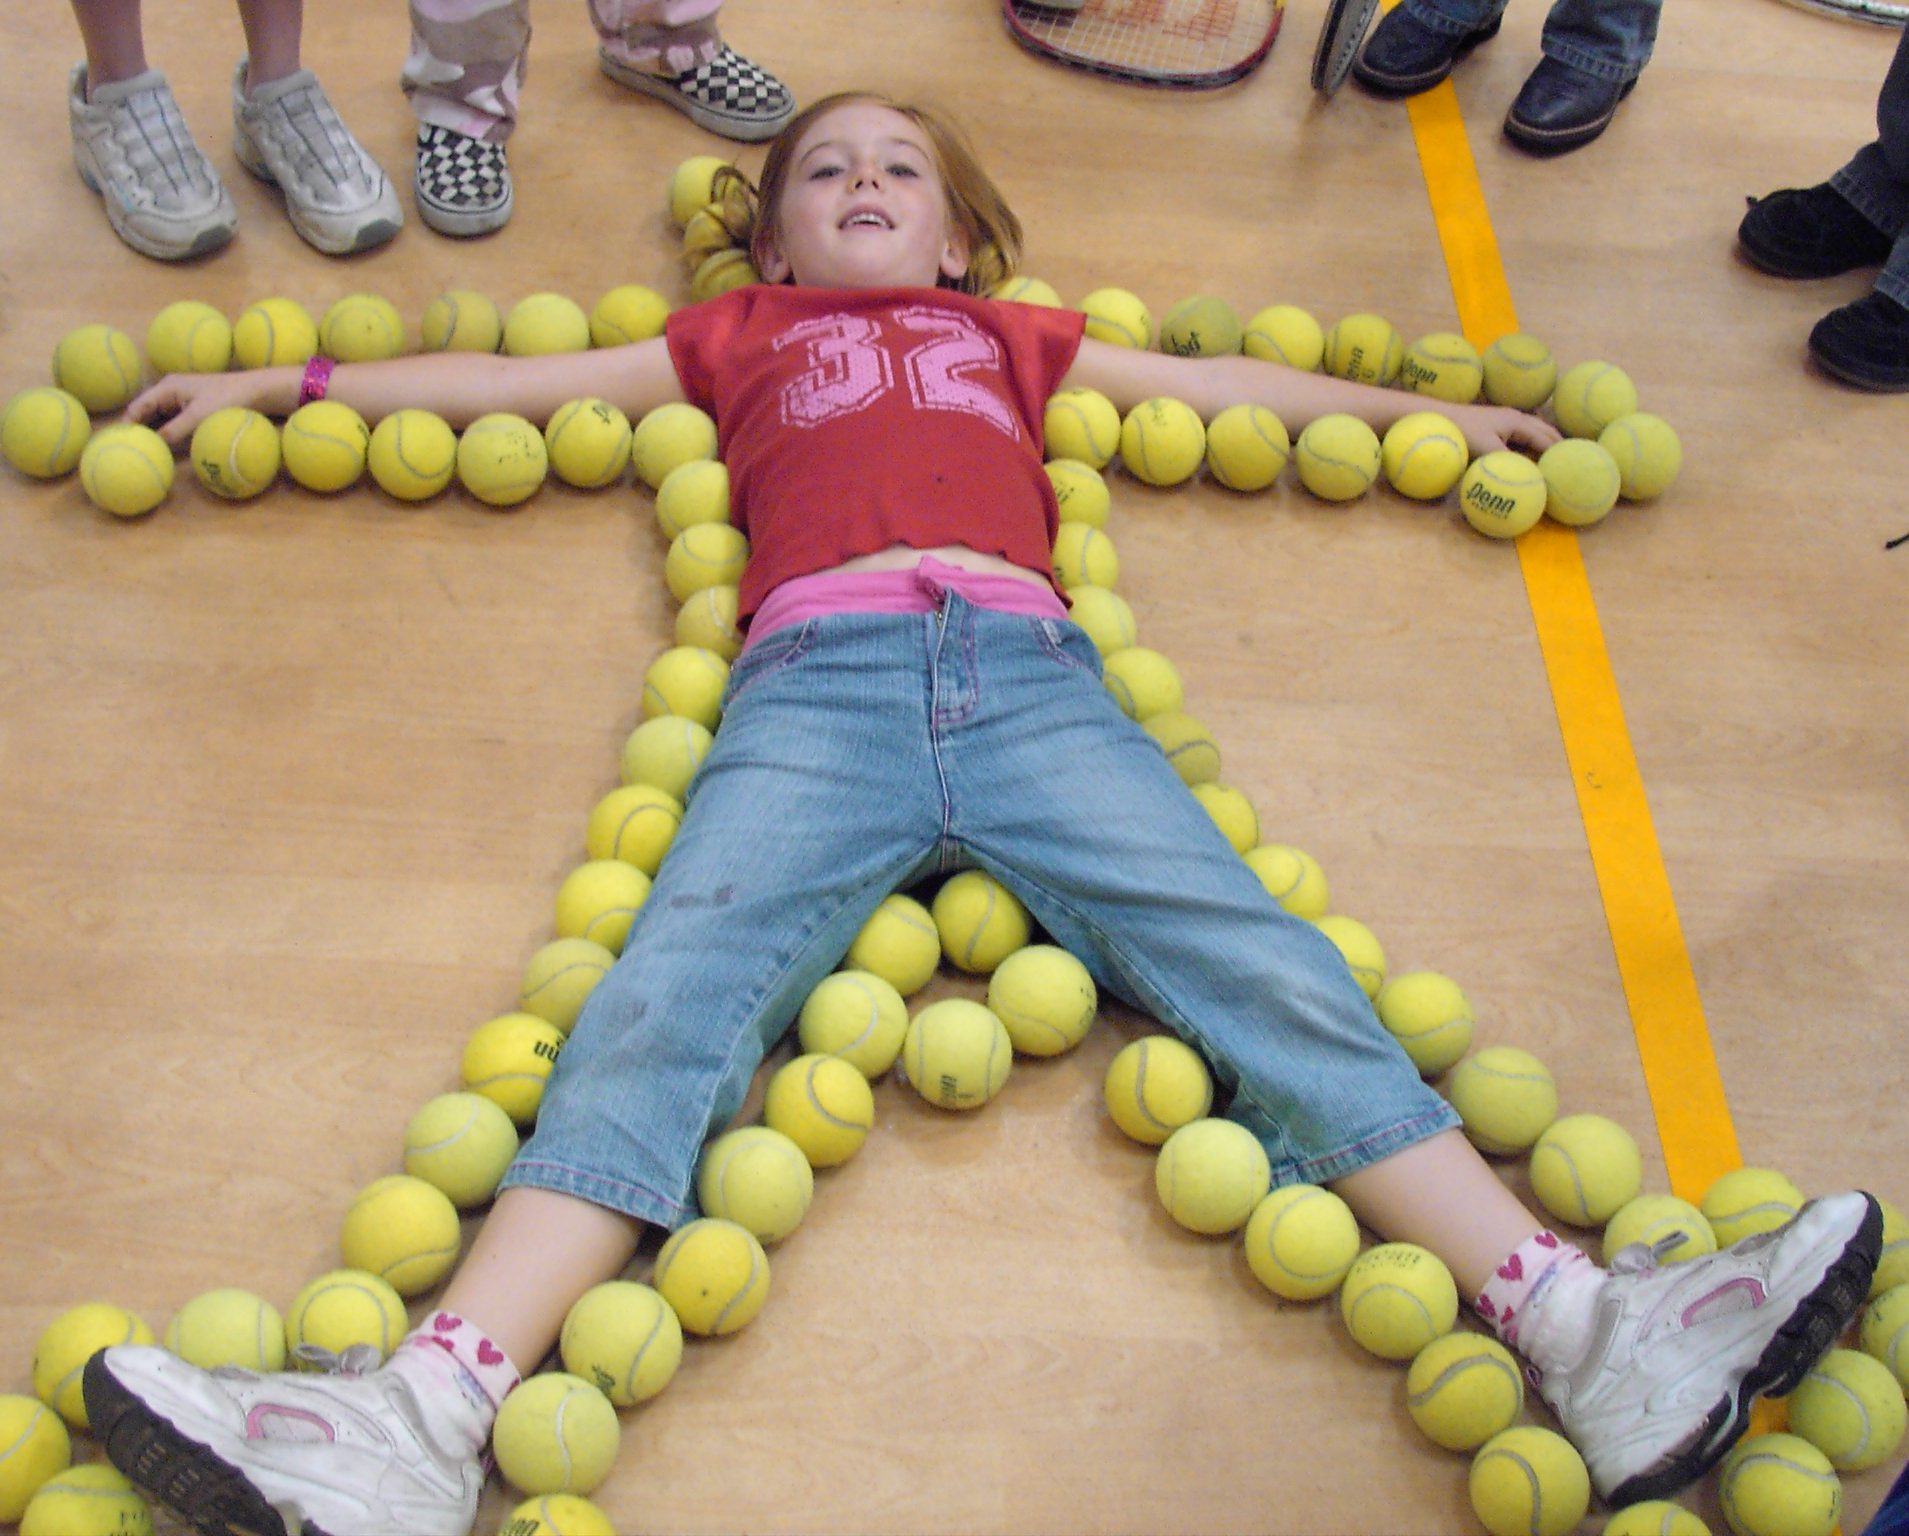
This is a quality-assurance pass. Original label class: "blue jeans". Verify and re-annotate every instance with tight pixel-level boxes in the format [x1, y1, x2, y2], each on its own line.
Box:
[1832, 21, 1909, 308]
[1403, 0, 1661, 82]
[501, 594, 1458, 1228]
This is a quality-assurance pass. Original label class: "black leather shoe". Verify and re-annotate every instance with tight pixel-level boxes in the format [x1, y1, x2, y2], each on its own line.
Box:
[1739, 184, 1894, 279]
[1808, 291, 1909, 391]
[1352, 6, 1501, 97]
[1503, 57, 1636, 155]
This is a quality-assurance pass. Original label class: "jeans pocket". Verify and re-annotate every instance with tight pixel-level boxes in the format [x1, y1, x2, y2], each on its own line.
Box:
[721, 622, 813, 710]
[1034, 616, 1106, 679]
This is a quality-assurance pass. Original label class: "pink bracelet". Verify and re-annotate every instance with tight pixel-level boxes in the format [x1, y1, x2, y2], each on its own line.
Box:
[298, 355, 335, 408]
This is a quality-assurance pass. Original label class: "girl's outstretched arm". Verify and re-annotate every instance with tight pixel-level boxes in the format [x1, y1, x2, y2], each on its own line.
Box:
[125, 337, 689, 449]
[1060, 337, 1560, 458]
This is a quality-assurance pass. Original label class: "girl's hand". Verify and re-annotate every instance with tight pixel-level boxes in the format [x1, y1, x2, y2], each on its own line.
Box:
[1454, 404, 1560, 458]
[123, 370, 293, 449]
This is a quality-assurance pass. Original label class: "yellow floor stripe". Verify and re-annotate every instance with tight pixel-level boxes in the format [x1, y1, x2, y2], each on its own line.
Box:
[1399, 76, 1742, 1203]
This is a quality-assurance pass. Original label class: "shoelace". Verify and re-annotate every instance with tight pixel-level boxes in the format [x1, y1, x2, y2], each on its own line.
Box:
[288, 1342, 384, 1377]
[1607, 1233, 1686, 1277]
[107, 84, 214, 203]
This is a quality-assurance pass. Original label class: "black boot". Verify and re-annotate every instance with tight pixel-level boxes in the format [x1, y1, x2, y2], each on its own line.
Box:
[1352, 6, 1501, 97]
[1739, 184, 1893, 280]
[1808, 291, 1909, 391]
[1503, 57, 1636, 155]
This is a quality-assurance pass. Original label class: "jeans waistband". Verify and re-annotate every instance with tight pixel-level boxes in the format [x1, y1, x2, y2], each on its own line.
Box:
[741, 555, 1069, 654]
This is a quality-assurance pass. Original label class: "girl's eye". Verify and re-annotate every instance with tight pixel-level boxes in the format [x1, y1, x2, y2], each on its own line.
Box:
[808, 165, 843, 180]
[888, 163, 919, 177]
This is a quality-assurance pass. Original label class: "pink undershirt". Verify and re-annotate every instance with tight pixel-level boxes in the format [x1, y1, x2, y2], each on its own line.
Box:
[741, 554, 1068, 654]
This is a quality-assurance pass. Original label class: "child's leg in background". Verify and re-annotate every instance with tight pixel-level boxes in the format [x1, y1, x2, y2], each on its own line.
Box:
[402, 0, 529, 144]
[592, 0, 724, 79]
[69, 0, 147, 87]
[233, 0, 301, 88]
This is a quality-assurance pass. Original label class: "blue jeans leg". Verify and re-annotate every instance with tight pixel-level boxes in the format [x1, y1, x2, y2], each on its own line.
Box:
[1832, 24, 1909, 305]
[1538, 0, 1660, 81]
[1402, 0, 1509, 43]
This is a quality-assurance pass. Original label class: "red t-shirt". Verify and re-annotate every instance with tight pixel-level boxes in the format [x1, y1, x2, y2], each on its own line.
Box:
[666, 285, 1086, 617]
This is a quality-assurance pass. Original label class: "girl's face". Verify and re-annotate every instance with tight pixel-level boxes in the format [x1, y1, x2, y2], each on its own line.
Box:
[758, 102, 970, 290]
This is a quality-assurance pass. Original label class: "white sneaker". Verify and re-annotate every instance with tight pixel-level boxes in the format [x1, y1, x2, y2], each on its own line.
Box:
[232, 62, 402, 255]
[68, 64, 238, 261]
[84, 1345, 481, 1536]
[1540, 1190, 1881, 1507]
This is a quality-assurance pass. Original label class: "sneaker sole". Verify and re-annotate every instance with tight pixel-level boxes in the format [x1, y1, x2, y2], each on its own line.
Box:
[85, 1352, 340, 1536]
[1607, 1193, 1883, 1507]
[415, 182, 514, 238]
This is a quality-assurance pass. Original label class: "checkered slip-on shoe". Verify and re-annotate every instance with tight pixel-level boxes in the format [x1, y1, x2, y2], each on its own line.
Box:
[598, 45, 795, 143]
[413, 123, 512, 237]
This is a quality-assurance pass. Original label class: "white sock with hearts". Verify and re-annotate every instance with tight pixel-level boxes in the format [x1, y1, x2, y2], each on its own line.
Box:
[1474, 1230, 1607, 1373]
[384, 1311, 521, 1460]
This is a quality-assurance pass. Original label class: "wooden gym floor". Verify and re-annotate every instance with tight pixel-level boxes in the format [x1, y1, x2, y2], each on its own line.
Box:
[0, 0, 1904, 1531]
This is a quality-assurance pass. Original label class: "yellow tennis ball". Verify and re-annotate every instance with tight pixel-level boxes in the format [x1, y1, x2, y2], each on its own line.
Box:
[1482, 332, 1558, 409]
[764, 1053, 876, 1167]
[1044, 386, 1121, 468]
[1324, 312, 1404, 385]
[1469, 1426, 1591, 1536]
[281, 400, 370, 492]
[1243, 1184, 1360, 1301]
[33, 1304, 155, 1428]
[319, 293, 405, 363]
[493, 1373, 620, 1496]
[1103, 1035, 1213, 1145]
[504, 1493, 620, 1536]
[520, 936, 619, 1033]
[1530, 1114, 1644, 1227]
[458, 411, 548, 506]
[665, 522, 750, 602]
[798, 969, 910, 1076]
[420, 287, 503, 353]
[403, 1091, 521, 1208]
[1717, 1432, 1841, 1536]
[1341, 1243, 1459, 1360]
[19, 1463, 152, 1536]
[987, 943, 1097, 1056]
[555, 859, 652, 954]
[641, 644, 730, 731]
[1875, 1198, 1909, 1296]
[1406, 1332, 1525, 1450]
[231, 297, 318, 369]
[1080, 286, 1153, 348]
[340, 1173, 462, 1297]
[697, 1124, 815, 1240]
[544, 398, 632, 489]
[1243, 844, 1330, 919]
[669, 155, 733, 227]
[932, 869, 1032, 974]
[990, 275, 1062, 306]
[1065, 584, 1136, 655]
[1295, 413, 1382, 501]
[676, 583, 743, 660]
[1156, 1118, 1271, 1235]
[620, 715, 713, 801]
[1119, 396, 1206, 486]
[367, 408, 458, 501]
[1602, 1192, 1716, 1267]
[52, 323, 142, 412]
[1554, 360, 1640, 439]
[1601, 1502, 1714, 1535]
[79, 422, 174, 517]
[1460, 449, 1548, 538]
[1158, 295, 1243, 358]
[1702, 1167, 1806, 1247]
[655, 457, 731, 539]
[653, 1217, 771, 1335]
[1539, 437, 1622, 527]
[1051, 520, 1120, 590]
[1243, 304, 1325, 371]
[284, 1269, 407, 1365]
[146, 299, 232, 375]
[1045, 457, 1111, 526]
[560, 1281, 683, 1408]
[1599, 412, 1682, 501]
[462, 1011, 566, 1126]
[190, 406, 280, 499]
[845, 891, 942, 995]
[2, 387, 91, 478]
[163, 1287, 286, 1373]
[583, 784, 683, 876]
[680, 204, 735, 266]
[1204, 402, 1290, 491]
[1313, 913, 1386, 999]
[1374, 970, 1475, 1077]
[590, 283, 671, 347]
[1787, 1346, 1907, 1471]
[1448, 1046, 1559, 1154]
[1380, 410, 1469, 500]
[1402, 332, 1484, 404]
[502, 293, 590, 358]
[690, 247, 760, 303]
[903, 998, 1013, 1110]
[1190, 781, 1259, 854]
[0, 1395, 70, 1524]
[1102, 645, 1184, 721]
[1143, 711, 1221, 786]
[1862, 1285, 1909, 1389]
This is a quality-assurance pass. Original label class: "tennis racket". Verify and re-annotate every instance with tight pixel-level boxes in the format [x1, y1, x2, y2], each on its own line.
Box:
[1001, 0, 1285, 89]
[1770, 0, 1906, 25]
[1311, 0, 1379, 90]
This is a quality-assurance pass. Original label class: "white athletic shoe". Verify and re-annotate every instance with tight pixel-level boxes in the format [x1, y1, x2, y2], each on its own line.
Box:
[84, 1345, 482, 1536]
[232, 62, 402, 255]
[1540, 1190, 1881, 1507]
[68, 64, 237, 261]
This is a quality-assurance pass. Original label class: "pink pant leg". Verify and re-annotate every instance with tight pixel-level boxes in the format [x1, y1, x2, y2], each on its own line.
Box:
[591, 0, 725, 77]
[402, 0, 530, 143]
